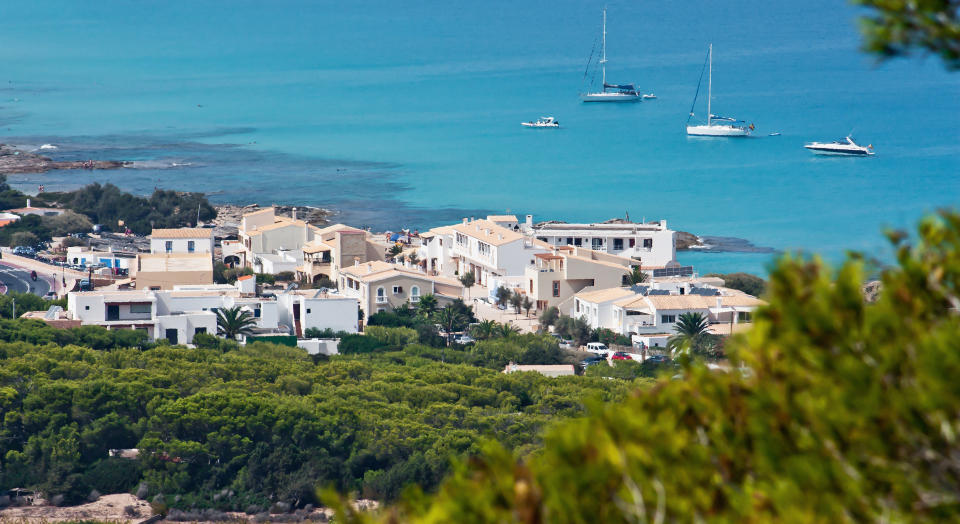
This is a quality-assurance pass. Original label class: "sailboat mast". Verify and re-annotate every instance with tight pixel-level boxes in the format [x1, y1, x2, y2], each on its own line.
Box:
[707, 44, 712, 126]
[600, 7, 607, 88]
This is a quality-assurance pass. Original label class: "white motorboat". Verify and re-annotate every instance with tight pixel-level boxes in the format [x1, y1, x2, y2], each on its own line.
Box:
[580, 8, 641, 102]
[522, 116, 559, 128]
[685, 44, 752, 137]
[804, 136, 874, 156]
[642, 93, 657, 99]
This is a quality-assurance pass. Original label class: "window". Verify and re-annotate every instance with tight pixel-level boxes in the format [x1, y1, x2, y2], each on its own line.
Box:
[84, 305, 90, 310]
[165, 240, 173, 253]
[254, 308, 261, 318]
[643, 238, 653, 248]
[738, 311, 752, 323]
[566, 237, 573, 245]
[478, 242, 491, 256]
[592, 238, 603, 250]
[575, 300, 580, 313]
[613, 238, 624, 250]
[629, 238, 636, 248]
[306, 308, 312, 314]
[194, 327, 206, 335]
[130, 304, 151, 314]
[552, 281, 560, 297]
[574, 238, 582, 247]
[187, 240, 195, 253]
[661, 314, 676, 324]
[456, 232, 467, 246]
[392, 285, 404, 294]
[529, 280, 533, 293]
[376, 287, 387, 303]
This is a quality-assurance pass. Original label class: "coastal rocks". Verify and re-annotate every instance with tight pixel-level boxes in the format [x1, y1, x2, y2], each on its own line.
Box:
[212, 203, 333, 238]
[0, 144, 129, 175]
[675, 231, 704, 250]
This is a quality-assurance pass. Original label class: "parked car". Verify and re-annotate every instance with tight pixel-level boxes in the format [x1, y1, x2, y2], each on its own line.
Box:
[645, 354, 671, 364]
[579, 355, 608, 370]
[453, 334, 475, 345]
[43, 291, 57, 300]
[78, 279, 93, 291]
[559, 339, 576, 349]
[12, 246, 35, 257]
[585, 342, 609, 354]
[611, 351, 633, 361]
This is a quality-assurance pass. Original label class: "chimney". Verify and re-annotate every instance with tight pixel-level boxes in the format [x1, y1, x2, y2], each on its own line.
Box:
[26, 198, 30, 208]
[366, 262, 373, 274]
[354, 259, 359, 267]
[497, 234, 503, 240]
[716, 297, 722, 309]
[525, 214, 533, 228]
[462, 217, 469, 225]
[292, 207, 297, 220]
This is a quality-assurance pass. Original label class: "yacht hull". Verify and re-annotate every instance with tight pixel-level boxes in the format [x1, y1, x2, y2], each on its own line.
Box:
[804, 146, 872, 156]
[581, 92, 641, 102]
[686, 124, 750, 137]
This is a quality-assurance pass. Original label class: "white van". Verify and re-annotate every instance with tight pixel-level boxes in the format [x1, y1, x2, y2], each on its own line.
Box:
[585, 342, 609, 354]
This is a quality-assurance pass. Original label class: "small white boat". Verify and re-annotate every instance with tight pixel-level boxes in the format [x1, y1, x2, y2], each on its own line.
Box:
[580, 8, 641, 103]
[804, 136, 874, 156]
[522, 116, 559, 128]
[768, 132, 781, 136]
[642, 93, 657, 99]
[685, 44, 752, 137]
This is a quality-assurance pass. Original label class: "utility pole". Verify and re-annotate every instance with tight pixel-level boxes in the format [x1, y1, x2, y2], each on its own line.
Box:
[11, 297, 15, 320]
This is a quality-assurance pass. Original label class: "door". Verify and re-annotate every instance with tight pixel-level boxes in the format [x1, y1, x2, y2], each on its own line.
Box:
[106, 305, 119, 321]
[165, 329, 178, 345]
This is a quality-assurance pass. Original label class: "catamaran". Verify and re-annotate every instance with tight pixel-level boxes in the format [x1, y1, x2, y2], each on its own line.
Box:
[580, 8, 640, 102]
[686, 44, 752, 137]
[804, 136, 875, 156]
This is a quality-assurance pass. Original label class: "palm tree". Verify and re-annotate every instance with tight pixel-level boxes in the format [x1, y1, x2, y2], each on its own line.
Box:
[494, 323, 520, 339]
[434, 306, 466, 347]
[416, 294, 438, 316]
[407, 252, 419, 268]
[668, 312, 711, 354]
[522, 296, 533, 317]
[509, 293, 523, 315]
[459, 271, 476, 299]
[470, 319, 498, 340]
[624, 265, 649, 286]
[215, 306, 258, 340]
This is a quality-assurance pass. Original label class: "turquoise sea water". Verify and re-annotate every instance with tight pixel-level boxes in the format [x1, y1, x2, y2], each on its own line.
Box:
[0, 0, 957, 275]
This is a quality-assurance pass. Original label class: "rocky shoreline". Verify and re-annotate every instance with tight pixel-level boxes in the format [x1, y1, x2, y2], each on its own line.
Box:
[211, 203, 334, 237]
[0, 144, 129, 175]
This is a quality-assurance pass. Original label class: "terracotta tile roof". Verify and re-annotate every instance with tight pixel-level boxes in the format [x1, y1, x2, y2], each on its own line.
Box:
[574, 287, 636, 304]
[151, 228, 212, 239]
[451, 219, 525, 247]
[486, 215, 519, 222]
[340, 261, 461, 287]
[237, 275, 254, 281]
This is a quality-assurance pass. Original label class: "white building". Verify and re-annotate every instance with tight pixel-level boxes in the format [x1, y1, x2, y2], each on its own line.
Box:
[66, 246, 135, 271]
[434, 217, 551, 288]
[65, 280, 359, 343]
[277, 290, 360, 336]
[572, 279, 765, 347]
[67, 290, 216, 345]
[150, 228, 215, 255]
[524, 216, 677, 269]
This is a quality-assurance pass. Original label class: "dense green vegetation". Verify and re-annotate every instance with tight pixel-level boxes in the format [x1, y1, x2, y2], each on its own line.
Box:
[42, 184, 216, 235]
[0, 320, 634, 509]
[333, 211, 960, 522]
[704, 271, 766, 296]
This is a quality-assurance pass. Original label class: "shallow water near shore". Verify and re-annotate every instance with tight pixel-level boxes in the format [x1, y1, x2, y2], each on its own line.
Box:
[0, 0, 957, 275]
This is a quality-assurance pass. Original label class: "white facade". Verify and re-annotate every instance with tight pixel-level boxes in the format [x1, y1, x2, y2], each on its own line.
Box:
[525, 217, 676, 268]
[447, 218, 549, 288]
[150, 229, 215, 255]
[277, 291, 360, 335]
[66, 247, 134, 270]
[67, 290, 216, 345]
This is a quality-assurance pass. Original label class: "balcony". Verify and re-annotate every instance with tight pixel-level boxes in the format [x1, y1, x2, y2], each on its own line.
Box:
[410, 295, 420, 303]
[376, 296, 388, 304]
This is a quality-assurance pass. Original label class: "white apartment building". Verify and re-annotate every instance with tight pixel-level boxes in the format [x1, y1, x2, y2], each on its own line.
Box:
[150, 228, 215, 255]
[524, 216, 677, 269]
[572, 280, 765, 346]
[444, 217, 550, 287]
[66, 281, 360, 343]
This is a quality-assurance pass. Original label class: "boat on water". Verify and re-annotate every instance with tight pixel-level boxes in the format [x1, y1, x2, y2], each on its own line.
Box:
[804, 136, 874, 156]
[580, 8, 641, 102]
[522, 116, 559, 128]
[686, 44, 752, 137]
[642, 93, 657, 100]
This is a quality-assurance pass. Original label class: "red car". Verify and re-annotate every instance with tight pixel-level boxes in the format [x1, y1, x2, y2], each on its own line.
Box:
[611, 351, 632, 361]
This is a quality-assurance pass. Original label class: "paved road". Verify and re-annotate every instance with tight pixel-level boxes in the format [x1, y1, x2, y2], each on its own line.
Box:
[0, 262, 52, 296]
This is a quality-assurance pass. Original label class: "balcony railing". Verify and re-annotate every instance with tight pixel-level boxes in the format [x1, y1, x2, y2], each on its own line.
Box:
[410, 296, 420, 303]
[376, 296, 388, 304]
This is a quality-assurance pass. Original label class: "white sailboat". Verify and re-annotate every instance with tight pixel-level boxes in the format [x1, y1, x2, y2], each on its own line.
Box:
[686, 44, 752, 137]
[580, 8, 640, 102]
